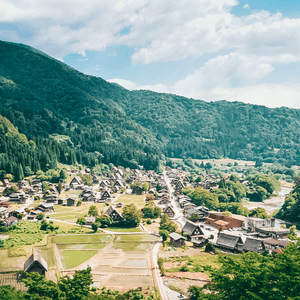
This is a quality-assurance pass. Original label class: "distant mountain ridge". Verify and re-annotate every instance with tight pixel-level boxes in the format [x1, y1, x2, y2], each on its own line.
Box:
[1, 40, 300, 167]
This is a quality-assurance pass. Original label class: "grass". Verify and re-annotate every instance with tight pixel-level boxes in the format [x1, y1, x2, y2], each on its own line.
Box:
[163, 253, 224, 275]
[57, 243, 107, 250]
[50, 221, 93, 233]
[60, 250, 98, 269]
[52, 234, 112, 244]
[7, 246, 27, 257]
[117, 194, 145, 209]
[0, 249, 27, 271]
[107, 227, 143, 232]
[115, 234, 159, 242]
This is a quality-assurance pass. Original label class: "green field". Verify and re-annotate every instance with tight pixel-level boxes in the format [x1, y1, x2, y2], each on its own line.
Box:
[115, 234, 159, 242]
[117, 194, 145, 209]
[57, 243, 107, 250]
[107, 227, 143, 233]
[60, 250, 98, 269]
[52, 234, 112, 244]
[164, 253, 224, 274]
[113, 242, 152, 252]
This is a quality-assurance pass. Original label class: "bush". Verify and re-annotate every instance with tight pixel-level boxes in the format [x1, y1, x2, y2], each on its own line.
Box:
[205, 242, 215, 253]
[146, 219, 152, 224]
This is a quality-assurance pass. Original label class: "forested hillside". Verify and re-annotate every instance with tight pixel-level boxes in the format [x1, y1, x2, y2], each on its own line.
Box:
[0, 116, 76, 180]
[1, 40, 300, 167]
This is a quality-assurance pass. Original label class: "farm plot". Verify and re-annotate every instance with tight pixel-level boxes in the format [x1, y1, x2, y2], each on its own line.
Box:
[0, 273, 26, 291]
[117, 194, 145, 209]
[53, 234, 112, 269]
[52, 234, 111, 244]
[60, 250, 99, 269]
[50, 202, 108, 222]
[0, 249, 27, 272]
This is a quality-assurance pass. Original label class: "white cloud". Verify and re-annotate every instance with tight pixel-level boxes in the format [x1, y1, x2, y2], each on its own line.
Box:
[109, 78, 300, 109]
[2, 0, 300, 108]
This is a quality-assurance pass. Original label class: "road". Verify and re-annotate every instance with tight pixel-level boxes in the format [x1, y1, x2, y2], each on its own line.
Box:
[163, 170, 186, 226]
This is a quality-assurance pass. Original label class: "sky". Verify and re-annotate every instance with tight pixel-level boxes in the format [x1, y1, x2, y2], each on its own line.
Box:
[1, 0, 300, 108]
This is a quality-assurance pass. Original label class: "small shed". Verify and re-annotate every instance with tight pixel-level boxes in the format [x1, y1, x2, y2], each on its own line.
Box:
[24, 252, 48, 275]
[85, 216, 96, 226]
[169, 232, 185, 247]
[67, 198, 76, 206]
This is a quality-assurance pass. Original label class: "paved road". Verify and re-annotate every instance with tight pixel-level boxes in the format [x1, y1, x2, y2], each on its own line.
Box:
[163, 171, 186, 226]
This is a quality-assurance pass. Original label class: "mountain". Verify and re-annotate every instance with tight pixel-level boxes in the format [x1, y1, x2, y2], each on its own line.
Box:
[1, 40, 300, 167]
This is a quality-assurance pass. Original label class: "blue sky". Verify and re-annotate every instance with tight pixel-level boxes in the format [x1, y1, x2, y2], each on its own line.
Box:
[1, 0, 300, 108]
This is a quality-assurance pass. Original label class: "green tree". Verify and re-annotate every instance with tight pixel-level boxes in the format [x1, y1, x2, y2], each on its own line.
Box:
[57, 182, 63, 194]
[36, 213, 44, 220]
[249, 207, 269, 219]
[122, 203, 142, 227]
[142, 182, 150, 191]
[160, 214, 177, 233]
[159, 229, 169, 242]
[76, 217, 86, 232]
[91, 222, 101, 233]
[288, 225, 298, 240]
[59, 169, 68, 182]
[88, 205, 98, 217]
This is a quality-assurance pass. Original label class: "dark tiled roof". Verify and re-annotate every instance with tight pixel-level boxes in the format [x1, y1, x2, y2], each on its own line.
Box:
[169, 232, 185, 241]
[182, 220, 203, 236]
[216, 233, 242, 250]
[243, 237, 264, 252]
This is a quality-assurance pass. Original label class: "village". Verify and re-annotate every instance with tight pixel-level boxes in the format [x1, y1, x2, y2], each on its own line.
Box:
[0, 164, 295, 298]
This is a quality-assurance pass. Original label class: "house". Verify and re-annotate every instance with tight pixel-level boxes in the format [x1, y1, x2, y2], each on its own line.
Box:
[192, 237, 207, 248]
[216, 232, 244, 252]
[45, 194, 58, 204]
[9, 208, 24, 218]
[2, 179, 11, 187]
[3, 216, 18, 227]
[67, 198, 76, 206]
[101, 190, 112, 200]
[263, 238, 288, 252]
[27, 210, 42, 220]
[9, 193, 28, 204]
[206, 212, 243, 230]
[85, 217, 96, 226]
[241, 237, 265, 253]
[244, 217, 276, 231]
[114, 180, 124, 189]
[37, 203, 54, 213]
[158, 198, 171, 205]
[169, 232, 185, 247]
[132, 186, 144, 195]
[163, 206, 175, 218]
[58, 199, 63, 205]
[182, 220, 204, 238]
[24, 252, 48, 275]
[70, 176, 83, 189]
[0, 201, 11, 208]
[255, 227, 290, 239]
[104, 205, 124, 222]
[0, 207, 10, 218]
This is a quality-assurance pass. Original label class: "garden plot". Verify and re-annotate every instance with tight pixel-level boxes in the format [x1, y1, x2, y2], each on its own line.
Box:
[60, 250, 99, 269]
[117, 194, 145, 210]
[0, 273, 26, 291]
[52, 234, 112, 244]
[50, 202, 108, 222]
[0, 249, 27, 272]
